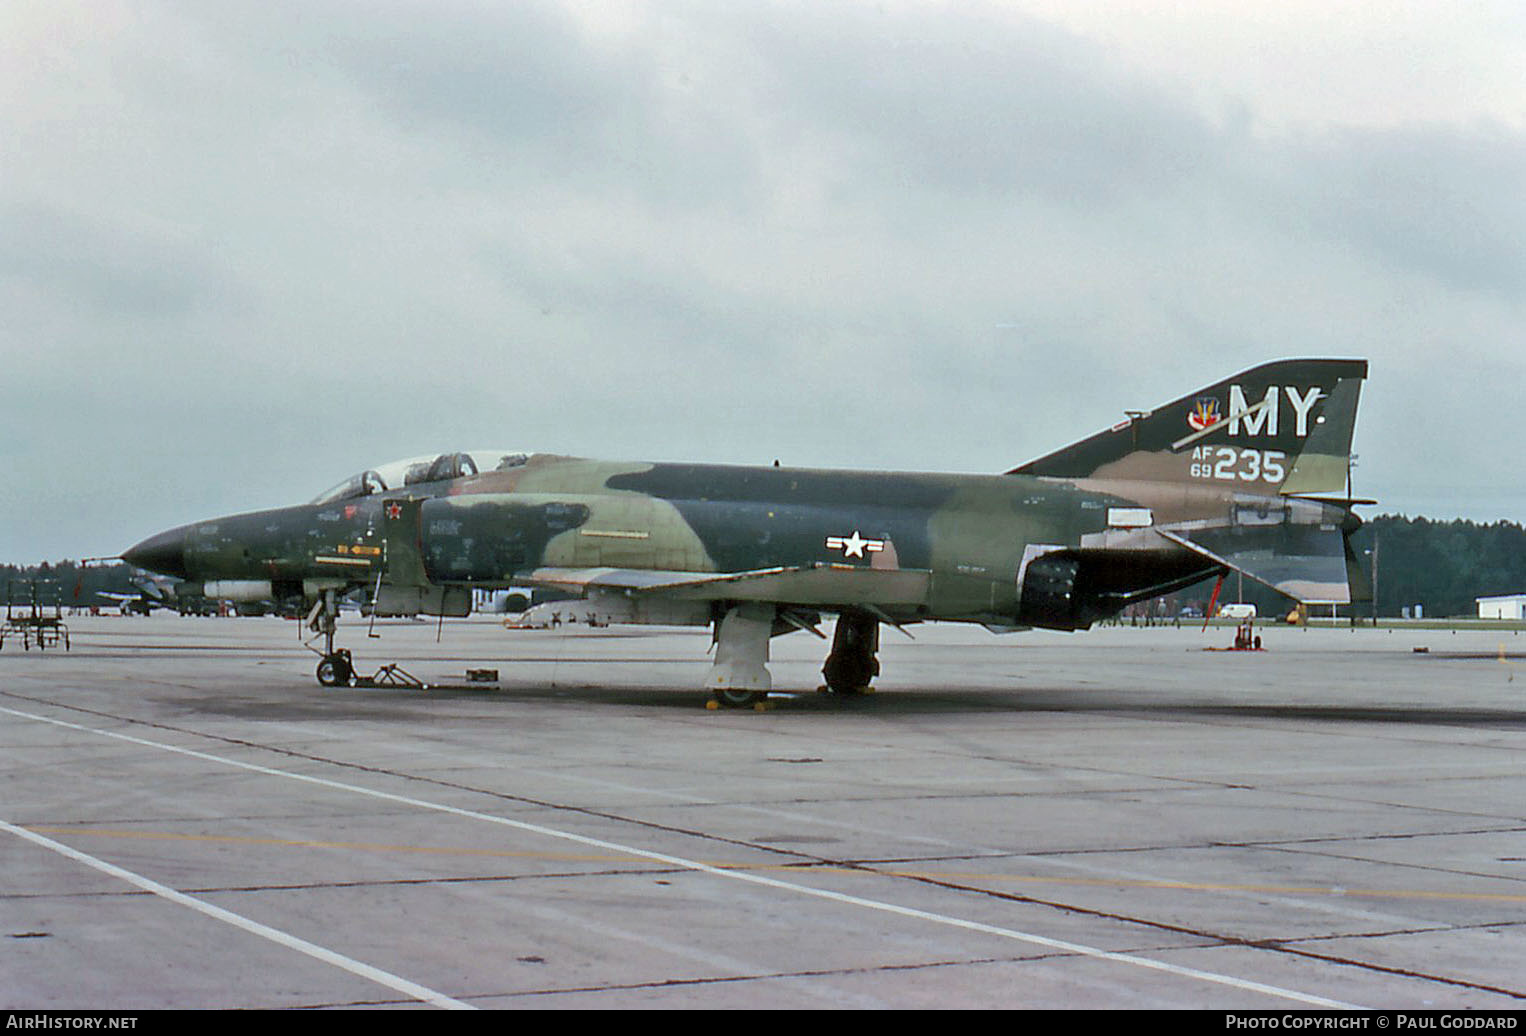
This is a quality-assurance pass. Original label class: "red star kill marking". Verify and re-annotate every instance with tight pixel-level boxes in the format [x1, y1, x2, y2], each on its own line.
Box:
[386, 502, 403, 519]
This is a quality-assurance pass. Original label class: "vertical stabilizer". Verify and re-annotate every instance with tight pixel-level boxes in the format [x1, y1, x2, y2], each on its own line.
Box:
[1008, 358, 1368, 495]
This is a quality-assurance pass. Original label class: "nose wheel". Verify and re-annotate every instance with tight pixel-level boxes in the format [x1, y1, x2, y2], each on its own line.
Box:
[316, 649, 354, 687]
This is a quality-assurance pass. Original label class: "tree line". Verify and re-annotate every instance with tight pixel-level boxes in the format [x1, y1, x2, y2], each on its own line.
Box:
[1348, 515, 1526, 619]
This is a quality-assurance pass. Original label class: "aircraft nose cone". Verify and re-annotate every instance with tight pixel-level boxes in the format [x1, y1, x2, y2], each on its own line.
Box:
[123, 526, 189, 579]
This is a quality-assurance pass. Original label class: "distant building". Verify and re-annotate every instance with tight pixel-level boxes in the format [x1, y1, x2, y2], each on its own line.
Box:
[1476, 594, 1526, 620]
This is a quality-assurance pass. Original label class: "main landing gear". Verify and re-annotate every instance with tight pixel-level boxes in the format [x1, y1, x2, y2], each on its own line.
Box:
[705, 605, 883, 709]
[820, 610, 880, 696]
[706, 603, 774, 709]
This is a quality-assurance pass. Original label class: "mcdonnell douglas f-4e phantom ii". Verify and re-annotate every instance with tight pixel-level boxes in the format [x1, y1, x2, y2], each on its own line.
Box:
[124, 358, 1369, 706]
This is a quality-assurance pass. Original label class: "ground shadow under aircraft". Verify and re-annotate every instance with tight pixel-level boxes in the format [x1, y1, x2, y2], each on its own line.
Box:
[163, 679, 1526, 730]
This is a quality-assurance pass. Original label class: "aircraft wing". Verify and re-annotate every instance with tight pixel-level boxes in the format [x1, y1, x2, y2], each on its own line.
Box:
[519, 564, 932, 608]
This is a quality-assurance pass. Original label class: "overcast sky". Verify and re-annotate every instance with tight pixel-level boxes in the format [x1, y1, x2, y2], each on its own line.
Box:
[3, 0, 1522, 563]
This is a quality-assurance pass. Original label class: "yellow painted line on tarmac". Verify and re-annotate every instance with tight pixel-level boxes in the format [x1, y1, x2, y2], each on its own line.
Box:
[878, 867, 1526, 905]
[26, 826, 1526, 903]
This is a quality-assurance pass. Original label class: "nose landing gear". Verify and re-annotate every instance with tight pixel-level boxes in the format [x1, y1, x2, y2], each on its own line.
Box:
[305, 589, 426, 689]
[308, 590, 354, 687]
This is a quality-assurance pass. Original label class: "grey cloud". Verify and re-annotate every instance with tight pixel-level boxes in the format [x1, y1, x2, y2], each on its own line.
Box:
[191, 0, 765, 212]
[0, 203, 225, 320]
[1267, 125, 1526, 294]
[731, 3, 1222, 206]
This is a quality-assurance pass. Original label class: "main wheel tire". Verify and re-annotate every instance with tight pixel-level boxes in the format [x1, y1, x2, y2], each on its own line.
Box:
[711, 687, 767, 709]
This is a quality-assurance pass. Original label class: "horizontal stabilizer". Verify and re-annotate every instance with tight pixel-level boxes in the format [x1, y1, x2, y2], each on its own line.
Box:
[522, 564, 932, 609]
[1156, 525, 1353, 604]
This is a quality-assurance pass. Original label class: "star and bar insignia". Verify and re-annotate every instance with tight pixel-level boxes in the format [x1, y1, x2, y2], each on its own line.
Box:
[825, 530, 885, 559]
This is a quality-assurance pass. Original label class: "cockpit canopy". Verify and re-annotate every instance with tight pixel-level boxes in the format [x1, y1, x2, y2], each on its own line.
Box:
[311, 450, 530, 505]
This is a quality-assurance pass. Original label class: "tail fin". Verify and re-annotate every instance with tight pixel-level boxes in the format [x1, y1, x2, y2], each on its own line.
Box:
[1009, 358, 1368, 496]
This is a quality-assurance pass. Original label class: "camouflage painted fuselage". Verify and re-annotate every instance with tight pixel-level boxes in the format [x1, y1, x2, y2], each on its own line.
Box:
[124, 359, 1370, 699]
[133, 451, 1351, 632]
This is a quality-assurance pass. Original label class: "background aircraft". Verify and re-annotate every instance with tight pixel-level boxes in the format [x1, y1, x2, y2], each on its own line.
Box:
[97, 571, 218, 616]
[124, 358, 1368, 706]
